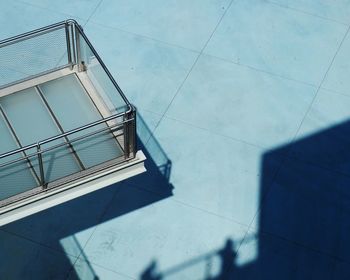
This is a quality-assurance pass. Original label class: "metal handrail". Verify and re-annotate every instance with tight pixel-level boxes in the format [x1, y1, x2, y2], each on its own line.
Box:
[0, 19, 137, 189]
[0, 23, 65, 48]
[0, 117, 129, 169]
[0, 19, 133, 108]
[0, 109, 129, 160]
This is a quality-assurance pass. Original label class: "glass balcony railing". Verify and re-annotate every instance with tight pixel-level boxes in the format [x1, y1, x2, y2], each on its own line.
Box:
[0, 20, 145, 217]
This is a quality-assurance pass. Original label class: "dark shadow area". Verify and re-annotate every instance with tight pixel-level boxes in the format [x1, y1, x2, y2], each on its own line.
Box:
[0, 112, 173, 280]
[245, 119, 350, 280]
[139, 120, 350, 279]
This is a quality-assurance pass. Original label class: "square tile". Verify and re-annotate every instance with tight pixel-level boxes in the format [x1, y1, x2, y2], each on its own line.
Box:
[84, 22, 198, 114]
[204, 0, 347, 85]
[17, 0, 101, 20]
[0, 230, 76, 280]
[0, 0, 75, 39]
[90, 0, 232, 51]
[268, 0, 350, 24]
[148, 117, 283, 226]
[166, 54, 316, 148]
[82, 186, 248, 279]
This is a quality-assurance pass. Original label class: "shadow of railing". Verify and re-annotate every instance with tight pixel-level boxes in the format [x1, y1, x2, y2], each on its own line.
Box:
[139, 237, 255, 280]
[0, 111, 173, 280]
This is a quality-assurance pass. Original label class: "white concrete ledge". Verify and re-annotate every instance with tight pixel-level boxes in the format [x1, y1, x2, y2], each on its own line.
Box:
[0, 150, 146, 227]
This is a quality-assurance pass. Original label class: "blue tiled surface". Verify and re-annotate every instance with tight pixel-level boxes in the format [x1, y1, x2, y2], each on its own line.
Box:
[204, 0, 347, 85]
[90, 0, 232, 51]
[166, 54, 317, 148]
[2, 0, 350, 279]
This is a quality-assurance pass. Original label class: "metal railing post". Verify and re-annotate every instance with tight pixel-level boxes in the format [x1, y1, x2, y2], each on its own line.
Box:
[75, 25, 84, 72]
[123, 113, 130, 159]
[37, 143, 46, 188]
[130, 109, 136, 157]
[65, 22, 73, 69]
[123, 108, 137, 159]
[70, 23, 77, 65]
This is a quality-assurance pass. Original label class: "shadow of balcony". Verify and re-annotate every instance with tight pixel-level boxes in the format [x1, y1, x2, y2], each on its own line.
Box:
[0, 111, 173, 280]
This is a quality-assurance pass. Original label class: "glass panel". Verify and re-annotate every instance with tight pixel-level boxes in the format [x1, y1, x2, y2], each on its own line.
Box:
[0, 88, 81, 183]
[0, 115, 38, 200]
[79, 35, 128, 114]
[40, 74, 123, 168]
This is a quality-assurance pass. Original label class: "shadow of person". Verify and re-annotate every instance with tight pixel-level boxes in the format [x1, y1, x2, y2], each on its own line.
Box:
[215, 239, 237, 280]
[141, 260, 162, 280]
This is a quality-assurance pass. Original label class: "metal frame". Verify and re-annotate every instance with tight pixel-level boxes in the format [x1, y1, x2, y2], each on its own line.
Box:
[0, 20, 139, 207]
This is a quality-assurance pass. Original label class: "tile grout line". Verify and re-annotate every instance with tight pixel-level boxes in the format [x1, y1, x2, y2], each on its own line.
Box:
[266, 0, 349, 26]
[13, 0, 87, 23]
[319, 86, 350, 98]
[86, 20, 201, 54]
[291, 24, 350, 150]
[202, 53, 318, 87]
[0, 228, 80, 259]
[152, 0, 236, 133]
[124, 180, 253, 228]
[64, 185, 123, 279]
[72, 258, 137, 280]
[83, 0, 104, 27]
[146, 111, 267, 149]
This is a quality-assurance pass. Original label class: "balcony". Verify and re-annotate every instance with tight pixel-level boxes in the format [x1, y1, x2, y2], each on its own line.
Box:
[0, 20, 146, 226]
